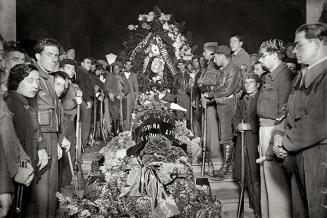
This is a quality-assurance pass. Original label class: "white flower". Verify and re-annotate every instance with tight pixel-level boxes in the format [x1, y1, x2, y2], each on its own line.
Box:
[146, 12, 155, 22]
[138, 15, 144, 21]
[127, 25, 133, 30]
[172, 42, 179, 48]
[146, 15, 154, 22]
[167, 32, 174, 39]
[162, 22, 170, 31]
[115, 149, 127, 159]
[80, 210, 91, 217]
[151, 57, 165, 73]
[127, 24, 138, 30]
[150, 44, 160, 56]
[160, 13, 171, 21]
[141, 22, 148, 29]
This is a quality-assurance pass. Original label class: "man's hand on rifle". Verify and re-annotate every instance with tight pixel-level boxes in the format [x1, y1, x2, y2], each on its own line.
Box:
[109, 93, 114, 102]
[237, 123, 251, 132]
[75, 96, 82, 105]
[117, 94, 123, 100]
[61, 137, 71, 152]
[75, 89, 83, 97]
[191, 100, 196, 108]
[201, 93, 211, 108]
[86, 101, 92, 109]
[37, 149, 49, 171]
[98, 93, 104, 101]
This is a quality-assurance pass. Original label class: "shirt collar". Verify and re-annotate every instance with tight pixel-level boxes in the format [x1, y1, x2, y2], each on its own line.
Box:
[307, 56, 327, 70]
[268, 62, 287, 81]
[36, 63, 49, 79]
[233, 48, 242, 56]
[305, 57, 327, 87]
[221, 61, 232, 71]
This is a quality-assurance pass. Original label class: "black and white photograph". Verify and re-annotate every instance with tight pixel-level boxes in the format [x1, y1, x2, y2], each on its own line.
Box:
[0, 0, 327, 217]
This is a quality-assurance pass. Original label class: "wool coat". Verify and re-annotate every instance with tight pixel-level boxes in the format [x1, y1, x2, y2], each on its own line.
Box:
[232, 92, 260, 183]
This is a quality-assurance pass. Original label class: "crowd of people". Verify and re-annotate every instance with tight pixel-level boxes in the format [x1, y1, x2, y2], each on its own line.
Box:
[0, 22, 327, 218]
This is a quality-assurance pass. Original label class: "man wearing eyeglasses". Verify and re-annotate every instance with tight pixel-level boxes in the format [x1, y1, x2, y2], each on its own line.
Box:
[256, 39, 294, 218]
[272, 23, 327, 218]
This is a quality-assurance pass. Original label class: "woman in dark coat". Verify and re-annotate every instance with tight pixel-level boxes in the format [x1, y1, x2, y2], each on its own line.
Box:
[232, 74, 261, 217]
[5, 64, 48, 217]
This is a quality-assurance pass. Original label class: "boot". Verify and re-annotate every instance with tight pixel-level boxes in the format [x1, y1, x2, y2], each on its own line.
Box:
[118, 120, 123, 133]
[112, 120, 118, 137]
[211, 143, 234, 181]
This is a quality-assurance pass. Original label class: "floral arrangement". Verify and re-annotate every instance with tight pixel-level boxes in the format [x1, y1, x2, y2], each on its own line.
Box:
[139, 135, 222, 217]
[173, 121, 202, 164]
[58, 132, 221, 217]
[134, 89, 170, 113]
[120, 6, 193, 92]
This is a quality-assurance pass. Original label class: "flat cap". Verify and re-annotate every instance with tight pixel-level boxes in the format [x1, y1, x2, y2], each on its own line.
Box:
[214, 45, 231, 56]
[203, 42, 218, 49]
[112, 61, 123, 68]
[59, 59, 78, 68]
[244, 73, 260, 83]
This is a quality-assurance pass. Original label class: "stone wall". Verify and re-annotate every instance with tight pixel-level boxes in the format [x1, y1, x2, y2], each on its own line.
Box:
[0, 0, 16, 41]
[307, 0, 327, 23]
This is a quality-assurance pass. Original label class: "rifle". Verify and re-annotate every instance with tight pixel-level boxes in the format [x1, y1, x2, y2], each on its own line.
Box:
[67, 150, 78, 195]
[90, 97, 97, 146]
[99, 91, 107, 142]
[190, 85, 194, 134]
[237, 119, 245, 218]
[75, 104, 86, 195]
[195, 94, 210, 191]
[119, 93, 124, 133]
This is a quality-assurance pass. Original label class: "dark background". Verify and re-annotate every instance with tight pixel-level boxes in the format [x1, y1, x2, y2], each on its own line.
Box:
[17, 0, 306, 60]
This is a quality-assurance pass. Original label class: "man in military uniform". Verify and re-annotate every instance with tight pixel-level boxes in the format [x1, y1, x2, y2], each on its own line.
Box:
[196, 42, 221, 170]
[204, 45, 242, 180]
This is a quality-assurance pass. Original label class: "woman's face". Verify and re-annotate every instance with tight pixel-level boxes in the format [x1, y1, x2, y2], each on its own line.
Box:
[253, 63, 265, 76]
[17, 70, 39, 98]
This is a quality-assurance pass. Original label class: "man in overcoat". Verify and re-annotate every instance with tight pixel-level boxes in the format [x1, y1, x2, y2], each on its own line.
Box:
[105, 61, 130, 136]
[122, 59, 139, 131]
[273, 23, 327, 218]
[233, 73, 261, 217]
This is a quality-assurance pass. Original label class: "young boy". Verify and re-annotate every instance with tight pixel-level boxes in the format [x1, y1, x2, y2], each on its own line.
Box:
[232, 73, 261, 217]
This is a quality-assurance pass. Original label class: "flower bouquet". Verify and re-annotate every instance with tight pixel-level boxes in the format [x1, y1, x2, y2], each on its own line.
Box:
[58, 133, 221, 218]
[120, 6, 193, 92]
